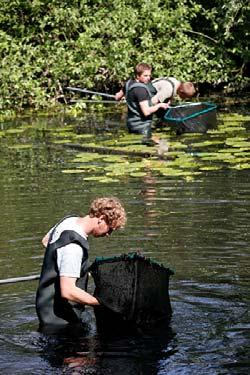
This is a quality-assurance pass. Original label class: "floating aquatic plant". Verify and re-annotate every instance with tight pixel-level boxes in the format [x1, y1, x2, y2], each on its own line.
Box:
[231, 163, 250, 170]
[2, 109, 249, 184]
[8, 144, 33, 149]
[72, 153, 110, 164]
[5, 128, 25, 134]
[62, 169, 87, 174]
[53, 139, 73, 144]
[199, 165, 222, 171]
[192, 140, 224, 147]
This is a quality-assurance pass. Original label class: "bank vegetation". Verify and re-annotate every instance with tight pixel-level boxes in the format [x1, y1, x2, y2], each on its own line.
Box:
[0, 0, 249, 112]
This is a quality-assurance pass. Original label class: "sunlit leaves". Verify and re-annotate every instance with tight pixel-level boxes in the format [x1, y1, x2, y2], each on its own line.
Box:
[0, 0, 248, 111]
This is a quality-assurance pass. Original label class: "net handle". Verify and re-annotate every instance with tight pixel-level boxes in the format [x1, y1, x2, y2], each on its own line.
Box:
[168, 102, 203, 109]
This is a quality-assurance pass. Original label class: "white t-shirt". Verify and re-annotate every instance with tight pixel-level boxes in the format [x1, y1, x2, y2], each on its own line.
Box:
[47, 217, 88, 278]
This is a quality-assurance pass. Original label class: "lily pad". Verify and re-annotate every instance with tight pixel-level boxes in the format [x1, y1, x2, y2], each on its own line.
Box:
[225, 136, 247, 145]
[217, 126, 245, 132]
[102, 155, 127, 163]
[75, 134, 94, 139]
[53, 139, 73, 144]
[192, 140, 224, 147]
[218, 148, 238, 153]
[73, 153, 103, 162]
[199, 165, 222, 171]
[8, 144, 33, 149]
[225, 140, 250, 148]
[169, 141, 188, 150]
[98, 177, 120, 183]
[160, 168, 200, 177]
[62, 169, 86, 174]
[231, 163, 250, 170]
[129, 172, 147, 177]
[5, 128, 25, 134]
[75, 165, 103, 172]
[84, 176, 104, 181]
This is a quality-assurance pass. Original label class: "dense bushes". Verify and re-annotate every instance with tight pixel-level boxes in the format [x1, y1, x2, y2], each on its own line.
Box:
[0, 0, 249, 111]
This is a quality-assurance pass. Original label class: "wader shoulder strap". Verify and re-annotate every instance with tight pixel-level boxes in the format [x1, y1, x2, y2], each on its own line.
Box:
[49, 230, 89, 259]
[47, 215, 89, 259]
[47, 214, 79, 244]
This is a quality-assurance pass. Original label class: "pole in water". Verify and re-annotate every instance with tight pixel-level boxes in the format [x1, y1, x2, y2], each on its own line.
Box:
[0, 274, 40, 285]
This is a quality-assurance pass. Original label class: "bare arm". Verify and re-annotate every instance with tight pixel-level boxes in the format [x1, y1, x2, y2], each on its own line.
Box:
[151, 94, 173, 106]
[139, 100, 170, 117]
[60, 276, 100, 306]
[151, 94, 161, 105]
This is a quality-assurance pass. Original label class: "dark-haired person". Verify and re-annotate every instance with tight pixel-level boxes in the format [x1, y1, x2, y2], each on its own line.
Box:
[36, 197, 126, 329]
[115, 63, 170, 140]
[115, 66, 195, 138]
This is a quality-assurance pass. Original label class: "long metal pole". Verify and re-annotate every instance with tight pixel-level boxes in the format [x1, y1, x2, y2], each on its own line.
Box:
[0, 274, 40, 284]
[65, 86, 116, 99]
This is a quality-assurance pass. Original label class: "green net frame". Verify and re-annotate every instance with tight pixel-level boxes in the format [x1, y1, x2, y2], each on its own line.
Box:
[163, 101, 217, 133]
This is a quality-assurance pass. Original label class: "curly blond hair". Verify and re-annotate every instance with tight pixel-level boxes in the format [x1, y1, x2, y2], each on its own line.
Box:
[89, 197, 127, 229]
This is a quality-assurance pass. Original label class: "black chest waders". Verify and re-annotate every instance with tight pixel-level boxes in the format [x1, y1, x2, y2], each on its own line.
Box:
[36, 216, 89, 328]
[125, 80, 154, 138]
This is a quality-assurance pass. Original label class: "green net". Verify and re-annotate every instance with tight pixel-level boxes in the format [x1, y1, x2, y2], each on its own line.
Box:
[163, 102, 217, 133]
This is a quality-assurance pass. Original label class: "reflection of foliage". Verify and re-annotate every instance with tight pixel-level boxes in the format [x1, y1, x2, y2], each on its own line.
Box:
[0, 0, 249, 111]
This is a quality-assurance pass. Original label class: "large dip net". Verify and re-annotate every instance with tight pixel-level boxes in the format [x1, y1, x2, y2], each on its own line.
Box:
[89, 252, 174, 330]
[163, 102, 217, 134]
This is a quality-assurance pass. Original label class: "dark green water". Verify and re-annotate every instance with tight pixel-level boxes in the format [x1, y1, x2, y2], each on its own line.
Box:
[0, 105, 249, 374]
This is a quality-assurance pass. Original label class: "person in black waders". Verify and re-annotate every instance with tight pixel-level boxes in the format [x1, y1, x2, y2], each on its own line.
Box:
[115, 63, 196, 142]
[36, 197, 126, 331]
[115, 63, 170, 144]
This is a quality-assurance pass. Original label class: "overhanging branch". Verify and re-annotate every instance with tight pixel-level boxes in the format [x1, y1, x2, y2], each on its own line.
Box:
[183, 29, 218, 44]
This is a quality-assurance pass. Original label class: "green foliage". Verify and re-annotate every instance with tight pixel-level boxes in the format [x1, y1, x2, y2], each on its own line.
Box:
[0, 0, 249, 111]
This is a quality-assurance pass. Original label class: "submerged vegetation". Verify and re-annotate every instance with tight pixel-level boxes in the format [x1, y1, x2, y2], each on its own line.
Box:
[1, 109, 249, 182]
[0, 0, 249, 112]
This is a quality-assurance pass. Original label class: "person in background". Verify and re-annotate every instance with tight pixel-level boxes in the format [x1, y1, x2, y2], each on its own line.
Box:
[36, 197, 126, 330]
[151, 77, 195, 105]
[150, 78, 196, 121]
[115, 63, 170, 141]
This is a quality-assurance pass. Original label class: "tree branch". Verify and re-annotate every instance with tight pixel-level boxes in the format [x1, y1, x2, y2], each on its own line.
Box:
[183, 30, 218, 44]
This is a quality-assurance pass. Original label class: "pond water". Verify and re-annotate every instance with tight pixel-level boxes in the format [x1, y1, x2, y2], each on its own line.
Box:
[0, 101, 249, 374]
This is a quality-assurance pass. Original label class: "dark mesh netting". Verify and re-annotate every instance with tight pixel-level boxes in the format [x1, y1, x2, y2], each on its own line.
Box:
[163, 102, 217, 133]
[89, 253, 174, 329]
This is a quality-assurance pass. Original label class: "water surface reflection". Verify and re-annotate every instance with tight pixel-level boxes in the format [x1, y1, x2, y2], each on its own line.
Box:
[0, 110, 249, 374]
